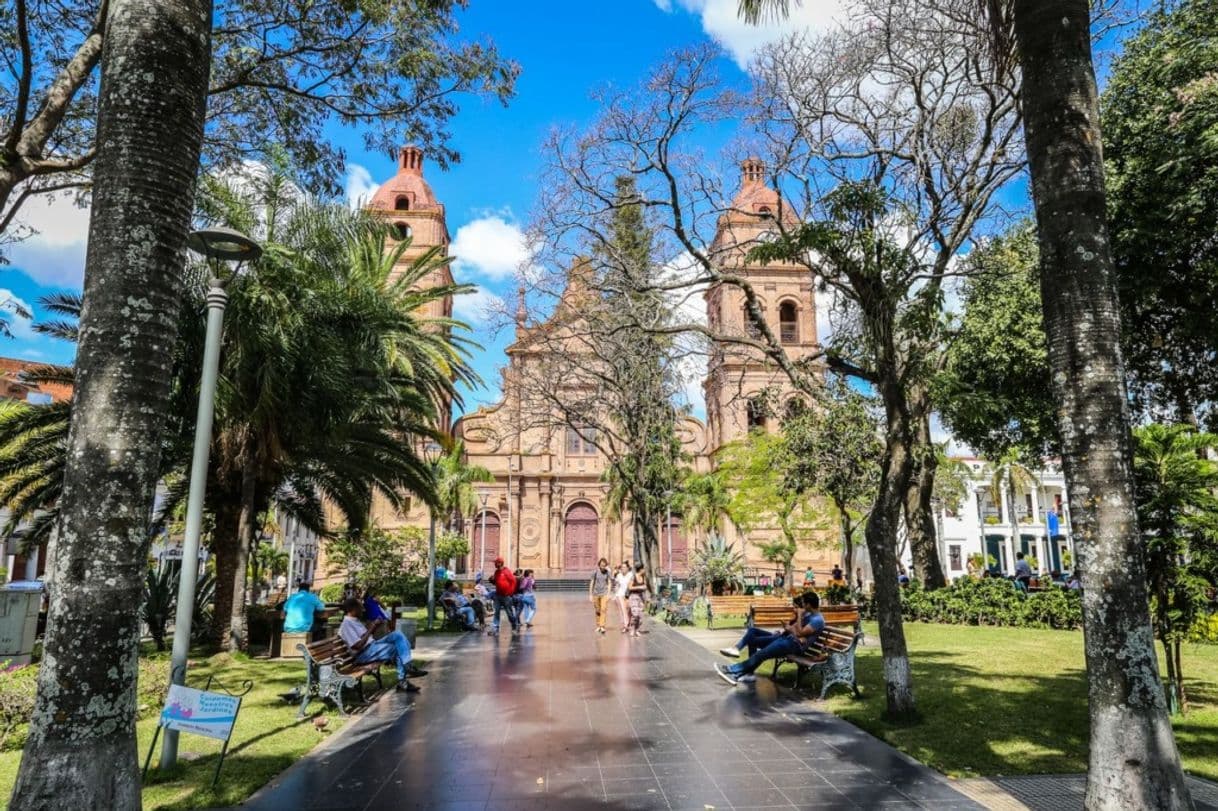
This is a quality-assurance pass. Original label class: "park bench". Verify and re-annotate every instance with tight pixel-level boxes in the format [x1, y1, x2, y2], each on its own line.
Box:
[665, 591, 698, 626]
[295, 636, 385, 718]
[748, 603, 798, 629]
[770, 605, 863, 699]
[707, 595, 790, 629]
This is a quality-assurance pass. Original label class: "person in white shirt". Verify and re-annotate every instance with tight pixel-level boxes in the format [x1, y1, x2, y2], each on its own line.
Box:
[614, 562, 632, 633]
[338, 598, 426, 692]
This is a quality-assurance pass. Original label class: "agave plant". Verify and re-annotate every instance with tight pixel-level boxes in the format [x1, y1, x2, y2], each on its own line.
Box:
[142, 563, 178, 651]
[688, 531, 746, 595]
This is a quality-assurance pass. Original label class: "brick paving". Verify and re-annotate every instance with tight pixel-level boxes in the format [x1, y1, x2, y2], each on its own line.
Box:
[232, 594, 984, 810]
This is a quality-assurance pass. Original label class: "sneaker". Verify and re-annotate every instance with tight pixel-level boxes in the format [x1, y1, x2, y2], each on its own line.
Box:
[526, 623, 533, 629]
[719, 646, 741, 659]
[714, 664, 739, 686]
[396, 681, 421, 693]
[596, 626, 606, 634]
[407, 667, 428, 677]
[738, 674, 757, 683]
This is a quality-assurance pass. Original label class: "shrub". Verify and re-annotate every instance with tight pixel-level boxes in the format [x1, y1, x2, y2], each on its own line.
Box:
[319, 583, 345, 603]
[899, 577, 1083, 630]
[0, 664, 37, 750]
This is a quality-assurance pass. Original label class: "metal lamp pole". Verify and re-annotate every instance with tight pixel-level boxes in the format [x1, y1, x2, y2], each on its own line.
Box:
[478, 491, 489, 575]
[161, 227, 260, 770]
[665, 494, 674, 588]
[424, 441, 442, 631]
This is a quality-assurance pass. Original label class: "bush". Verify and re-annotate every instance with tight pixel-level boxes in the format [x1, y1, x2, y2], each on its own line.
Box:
[319, 583, 345, 603]
[899, 577, 1083, 630]
[0, 664, 37, 750]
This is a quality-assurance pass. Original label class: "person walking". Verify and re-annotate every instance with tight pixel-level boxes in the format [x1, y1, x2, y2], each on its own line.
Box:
[589, 558, 613, 634]
[489, 557, 520, 635]
[519, 569, 537, 628]
[614, 562, 631, 632]
[626, 562, 648, 637]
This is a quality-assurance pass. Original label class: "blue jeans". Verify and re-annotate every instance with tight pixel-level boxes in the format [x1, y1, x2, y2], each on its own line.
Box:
[456, 605, 476, 628]
[356, 630, 412, 681]
[734, 627, 782, 656]
[520, 594, 537, 624]
[492, 594, 519, 631]
[726, 634, 803, 676]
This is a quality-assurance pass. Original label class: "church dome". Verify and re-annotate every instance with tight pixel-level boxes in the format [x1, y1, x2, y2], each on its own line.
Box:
[367, 146, 442, 212]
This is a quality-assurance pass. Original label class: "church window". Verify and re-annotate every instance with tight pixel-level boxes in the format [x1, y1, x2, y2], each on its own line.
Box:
[746, 399, 767, 432]
[395, 196, 410, 211]
[757, 205, 773, 218]
[392, 222, 412, 241]
[779, 301, 799, 344]
[566, 426, 597, 456]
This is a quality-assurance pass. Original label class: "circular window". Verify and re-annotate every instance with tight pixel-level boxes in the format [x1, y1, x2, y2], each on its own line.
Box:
[392, 222, 413, 241]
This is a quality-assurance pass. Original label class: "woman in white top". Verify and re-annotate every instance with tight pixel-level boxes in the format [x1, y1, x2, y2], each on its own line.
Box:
[614, 562, 632, 633]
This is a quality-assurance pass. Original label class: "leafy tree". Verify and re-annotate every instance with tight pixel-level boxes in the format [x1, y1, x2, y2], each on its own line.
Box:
[1132, 423, 1218, 714]
[677, 470, 733, 538]
[1010, 0, 1194, 804]
[10, 0, 212, 803]
[0, 0, 519, 251]
[716, 430, 826, 586]
[326, 525, 419, 600]
[939, 223, 1058, 462]
[435, 529, 471, 569]
[1104, 2, 1218, 429]
[783, 381, 881, 589]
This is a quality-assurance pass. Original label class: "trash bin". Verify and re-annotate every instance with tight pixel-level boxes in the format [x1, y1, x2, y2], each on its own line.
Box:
[0, 583, 42, 666]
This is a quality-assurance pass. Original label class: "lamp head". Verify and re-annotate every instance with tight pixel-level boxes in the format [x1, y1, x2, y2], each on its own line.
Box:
[187, 227, 262, 263]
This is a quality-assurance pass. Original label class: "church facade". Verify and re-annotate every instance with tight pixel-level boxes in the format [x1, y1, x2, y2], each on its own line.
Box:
[357, 147, 838, 582]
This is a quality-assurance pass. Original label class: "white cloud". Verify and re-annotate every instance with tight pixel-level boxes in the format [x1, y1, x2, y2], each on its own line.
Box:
[452, 287, 505, 327]
[5, 191, 91, 288]
[450, 215, 533, 282]
[344, 163, 379, 209]
[659, 251, 710, 415]
[660, 0, 845, 68]
[0, 289, 35, 339]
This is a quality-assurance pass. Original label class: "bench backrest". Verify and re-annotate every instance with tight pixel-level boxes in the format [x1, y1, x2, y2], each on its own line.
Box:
[820, 606, 861, 628]
[750, 606, 797, 627]
[303, 636, 357, 668]
[812, 626, 860, 655]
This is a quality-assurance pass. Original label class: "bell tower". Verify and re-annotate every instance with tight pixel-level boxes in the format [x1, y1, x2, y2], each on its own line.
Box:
[703, 159, 821, 452]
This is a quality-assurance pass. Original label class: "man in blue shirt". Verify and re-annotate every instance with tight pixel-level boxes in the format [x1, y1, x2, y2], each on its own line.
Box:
[283, 581, 325, 635]
[715, 592, 826, 685]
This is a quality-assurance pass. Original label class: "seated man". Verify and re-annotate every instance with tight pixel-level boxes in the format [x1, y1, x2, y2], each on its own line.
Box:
[282, 580, 325, 639]
[714, 593, 825, 685]
[338, 598, 427, 693]
[442, 581, 478, 630]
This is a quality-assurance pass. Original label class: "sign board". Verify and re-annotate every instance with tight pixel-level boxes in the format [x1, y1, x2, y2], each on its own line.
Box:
[159, 684, 240, 741]
[155, 545, 209, 564]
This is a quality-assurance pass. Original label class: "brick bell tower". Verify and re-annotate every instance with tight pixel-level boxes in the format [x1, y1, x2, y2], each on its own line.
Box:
[703, 158, 821, 453]
[365, 144, 456, 431]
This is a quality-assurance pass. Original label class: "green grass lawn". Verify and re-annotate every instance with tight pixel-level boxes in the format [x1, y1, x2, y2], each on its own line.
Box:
[0, 651, 358, 810]
[770, 622, 1218, 781]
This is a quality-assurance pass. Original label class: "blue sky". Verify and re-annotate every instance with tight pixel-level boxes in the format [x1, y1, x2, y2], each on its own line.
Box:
[2, 0, 852, 419]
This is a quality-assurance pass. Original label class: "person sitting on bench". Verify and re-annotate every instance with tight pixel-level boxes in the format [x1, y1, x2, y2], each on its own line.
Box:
[282, 580, 325, 640]
[714, 592, 825, 685]
[442, 581, 479, 629]
[338, 598, 427, 692]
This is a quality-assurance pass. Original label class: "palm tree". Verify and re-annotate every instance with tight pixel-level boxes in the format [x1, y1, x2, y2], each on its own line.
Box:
[433, 439, 493, 533]
[988, 453, 1038, 572]
[196, 168, 478, 649]
[11, 0, 213, 803]
[677, 470, 732, 538]
[1133, 423, 1218, 714]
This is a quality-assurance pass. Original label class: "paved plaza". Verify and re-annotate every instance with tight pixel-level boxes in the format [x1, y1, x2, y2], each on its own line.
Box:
[235, 594, 984, 811]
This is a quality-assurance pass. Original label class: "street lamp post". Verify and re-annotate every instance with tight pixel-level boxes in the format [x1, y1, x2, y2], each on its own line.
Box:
[664, 491, 674, 588]
[424, 441, 442, 630]
[161, 227, 261, 771]
[477, 491, 490, 575]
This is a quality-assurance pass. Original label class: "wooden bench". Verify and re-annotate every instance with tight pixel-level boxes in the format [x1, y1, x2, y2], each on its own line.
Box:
[748, 604, 798, 629]
[707, 595, 790, 629]
[771, 605, 863, 699]
[664, 591, 698, 626]
[296, 636, 386, 718]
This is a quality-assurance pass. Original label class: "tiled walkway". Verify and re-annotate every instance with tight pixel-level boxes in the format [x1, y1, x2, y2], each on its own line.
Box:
[235, 594, 983, 811]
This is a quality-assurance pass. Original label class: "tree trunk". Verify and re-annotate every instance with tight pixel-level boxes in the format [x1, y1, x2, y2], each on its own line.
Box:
[227, 461, 257, 651]
[838, 510, 856, 595]
[10, 0, 212, 806]
[867, 380, 918, 719]
[636, 516, 661, 593]
[208, 494, 242, 648]
[1013, 2, 1193, 808]
[905, 413, 946, 589]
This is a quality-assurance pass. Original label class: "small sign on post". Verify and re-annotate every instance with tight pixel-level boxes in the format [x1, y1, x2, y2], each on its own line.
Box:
[143, 671, 251, 787]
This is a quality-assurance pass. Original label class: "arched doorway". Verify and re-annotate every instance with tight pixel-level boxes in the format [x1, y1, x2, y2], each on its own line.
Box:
[564, 503, 599, 574]
[661, 515, 689, 576]
[472, 511, 501, 575]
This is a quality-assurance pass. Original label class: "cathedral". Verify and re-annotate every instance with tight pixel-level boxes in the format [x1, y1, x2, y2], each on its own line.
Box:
[361, 146, 836, 582]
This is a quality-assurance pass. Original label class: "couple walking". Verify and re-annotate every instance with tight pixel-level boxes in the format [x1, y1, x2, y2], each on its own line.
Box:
[589, 558, 647, 636]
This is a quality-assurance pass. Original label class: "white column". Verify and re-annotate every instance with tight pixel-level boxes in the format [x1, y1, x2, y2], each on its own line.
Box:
[1000, 489, 1015, 573]
[23, 544, 39, 581]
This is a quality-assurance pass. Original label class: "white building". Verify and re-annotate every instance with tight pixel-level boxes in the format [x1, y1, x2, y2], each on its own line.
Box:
[931, 458, 1077, 580]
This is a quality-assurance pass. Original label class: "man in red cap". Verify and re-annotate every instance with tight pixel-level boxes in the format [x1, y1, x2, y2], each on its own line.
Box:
[489, 557, 520, 635]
